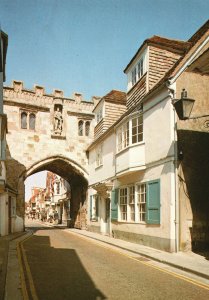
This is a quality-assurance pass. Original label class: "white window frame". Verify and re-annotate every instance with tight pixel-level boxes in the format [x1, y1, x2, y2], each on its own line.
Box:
[127, 49, 147, 91]
[119, 188, 128, 221]
[117, 121, 129, 152]
[116, 112, 143, 153]
[96, 108, 103, 124]
[131, 115, 143, 144]
[119, 183, 146, 223]
[95, 144, 103, 168]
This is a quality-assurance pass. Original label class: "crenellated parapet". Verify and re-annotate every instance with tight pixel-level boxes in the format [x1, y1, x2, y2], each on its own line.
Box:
[3, 80, 100, 112]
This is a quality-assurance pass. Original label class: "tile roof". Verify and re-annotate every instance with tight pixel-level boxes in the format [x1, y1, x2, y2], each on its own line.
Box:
[102, 90, 126, 104]
[93, 90, 126, 112]
[124, 35, 190, 73]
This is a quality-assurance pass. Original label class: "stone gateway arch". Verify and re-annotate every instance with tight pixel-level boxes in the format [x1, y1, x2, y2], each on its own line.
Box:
[3, 81, 99, 230]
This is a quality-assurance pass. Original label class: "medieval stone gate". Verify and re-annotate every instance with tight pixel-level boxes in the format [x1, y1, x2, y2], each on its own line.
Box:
[3, 80, 99, 230]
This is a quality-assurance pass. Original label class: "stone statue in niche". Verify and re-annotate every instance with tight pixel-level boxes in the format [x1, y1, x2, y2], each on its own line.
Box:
[54, 107, 63, 135]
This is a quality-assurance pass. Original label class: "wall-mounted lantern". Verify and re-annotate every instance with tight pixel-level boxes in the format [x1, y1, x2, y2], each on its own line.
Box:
[173, 89, 195, 120]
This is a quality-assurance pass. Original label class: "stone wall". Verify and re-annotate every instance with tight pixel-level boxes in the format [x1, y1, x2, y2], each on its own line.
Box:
[3, 81, 98, 227]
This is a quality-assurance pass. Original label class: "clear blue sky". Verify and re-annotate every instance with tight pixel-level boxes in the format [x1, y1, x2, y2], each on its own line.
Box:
[0, 0, 208, 100]
[1, 0, 208, 200]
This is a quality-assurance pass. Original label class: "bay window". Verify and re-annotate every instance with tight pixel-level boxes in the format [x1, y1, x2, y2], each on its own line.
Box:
[117, 113, 143, 152]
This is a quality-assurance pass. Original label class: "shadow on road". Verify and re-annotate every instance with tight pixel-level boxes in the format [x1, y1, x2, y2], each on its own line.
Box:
[23, 233, 106, 300]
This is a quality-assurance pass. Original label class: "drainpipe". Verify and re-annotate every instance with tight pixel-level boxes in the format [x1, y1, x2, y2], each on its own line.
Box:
[167, 82, 179, 252]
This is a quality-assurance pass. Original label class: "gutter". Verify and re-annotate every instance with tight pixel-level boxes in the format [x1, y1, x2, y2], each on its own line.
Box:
[166, 82, 179, 252]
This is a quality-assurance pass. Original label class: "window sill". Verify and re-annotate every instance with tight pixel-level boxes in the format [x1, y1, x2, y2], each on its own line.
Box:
[51, 134, 66, 140]
[20, 128, 36, 132]
[116, 221, 146, 225]
[116, 141, 145, 156]
[95, 164, 103, 170]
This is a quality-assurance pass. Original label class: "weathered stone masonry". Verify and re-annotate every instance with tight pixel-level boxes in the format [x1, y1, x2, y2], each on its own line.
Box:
[3, 80, 100, 228]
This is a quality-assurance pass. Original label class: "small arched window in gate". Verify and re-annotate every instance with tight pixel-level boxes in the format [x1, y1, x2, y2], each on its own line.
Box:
[21, 112, 27, 129]
[85, 121, 90, 136]
[78, 120, 83, 136]
[29, 113, 36, 130]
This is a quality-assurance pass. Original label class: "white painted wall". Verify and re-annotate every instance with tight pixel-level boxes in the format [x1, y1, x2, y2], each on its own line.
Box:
[143, 89, 175, 164]
[113, 161, 176, 241]
[88, 131, 116, 186]
[0, 193, 8, 236]
[116, 142, 145, 175]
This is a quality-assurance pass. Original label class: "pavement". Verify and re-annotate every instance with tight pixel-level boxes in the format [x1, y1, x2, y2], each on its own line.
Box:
[0, 232, 26, 300]
[0, 223, 209, 299]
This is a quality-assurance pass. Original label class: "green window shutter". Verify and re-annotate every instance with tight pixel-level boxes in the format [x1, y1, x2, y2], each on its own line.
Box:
[111, 189, 118, 221]
[146, 179, 160, 224]
[90, 195, 93, 220]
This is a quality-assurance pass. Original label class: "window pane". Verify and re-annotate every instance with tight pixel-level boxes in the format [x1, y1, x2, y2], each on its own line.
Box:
[85, 121, 90, 136]
[132, 118, 137, 126]
[29, 113, 35, 130]
[21, 112, 27, 129]
[137, 183, 146, 222]
[132, 68, 136, 85]
[138, 125, 143, 134]
[120, 188, 128, 221]
[138, 134, 143, 142]
[138, 115, 143, 125]
[132, 135, 137, 144]
[132, 126, 137, 135]
[78, 120, 83, 136]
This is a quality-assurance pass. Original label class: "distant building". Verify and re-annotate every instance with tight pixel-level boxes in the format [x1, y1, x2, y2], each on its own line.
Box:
[27, 172, 71, 224]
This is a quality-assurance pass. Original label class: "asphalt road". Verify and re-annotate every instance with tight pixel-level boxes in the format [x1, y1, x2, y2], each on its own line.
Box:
[22, 219, 209, 300]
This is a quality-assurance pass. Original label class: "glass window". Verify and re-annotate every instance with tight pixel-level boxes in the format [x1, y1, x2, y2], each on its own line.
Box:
[131, 67, 137, 86]
[119, 183, 146, 223]
[21, 112, 27, 129]
[119, 188, 128, 221]
[85, 121, 90, 136]
[138, 58, 144, 79]
[117, 113, 143, 152]
[129, 186, 135, 221]
[137, 183, 146, 222]
[95, 144, 103, 168]
[29, 113, 36, 130]
[78, 120, 83, 136]
[132, 115, 143, 144]
[117, 121, 129, 152]
[96, 108, 103, 124]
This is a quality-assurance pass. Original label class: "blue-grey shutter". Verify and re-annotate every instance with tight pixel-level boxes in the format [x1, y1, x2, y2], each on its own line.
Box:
[146, 179, 160, 224]
[90, 195, 93, 221]
[111, 189, 118, 221]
